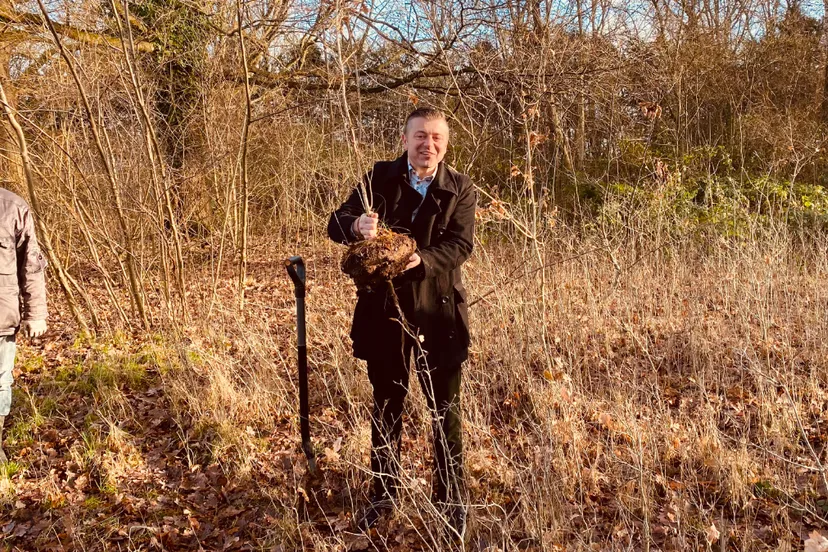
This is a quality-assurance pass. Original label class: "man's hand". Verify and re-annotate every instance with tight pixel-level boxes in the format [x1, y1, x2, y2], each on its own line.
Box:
[405, 253, 421, 271]
[20, 320, 47, 339]
[352, 212, 379, 240]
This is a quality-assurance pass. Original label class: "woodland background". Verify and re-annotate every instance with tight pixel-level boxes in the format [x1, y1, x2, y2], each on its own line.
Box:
[1, 0, 828, 549]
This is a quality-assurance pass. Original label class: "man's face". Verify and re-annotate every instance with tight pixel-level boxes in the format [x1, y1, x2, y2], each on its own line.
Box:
[402, 117, 449, 172]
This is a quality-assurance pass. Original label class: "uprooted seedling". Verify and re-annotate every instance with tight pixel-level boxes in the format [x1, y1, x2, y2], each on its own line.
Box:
[341, 228, 416, 290]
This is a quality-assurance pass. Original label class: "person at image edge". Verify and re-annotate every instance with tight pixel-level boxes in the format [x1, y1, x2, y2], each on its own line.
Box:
[0, 188, 48, 463]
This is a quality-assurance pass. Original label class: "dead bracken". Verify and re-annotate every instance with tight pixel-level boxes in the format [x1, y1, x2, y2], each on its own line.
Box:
[341, 228, 417, 289]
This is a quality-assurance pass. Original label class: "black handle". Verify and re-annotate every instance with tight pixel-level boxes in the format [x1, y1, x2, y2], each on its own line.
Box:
[284, 255, 316, 474]
[284, 256, 306, 298]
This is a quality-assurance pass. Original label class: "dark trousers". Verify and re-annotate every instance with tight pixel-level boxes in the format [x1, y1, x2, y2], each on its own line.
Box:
[367, 339, 464, 505]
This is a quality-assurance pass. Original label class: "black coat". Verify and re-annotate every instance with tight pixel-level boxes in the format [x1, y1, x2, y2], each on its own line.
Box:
[328, 153, 476, 368]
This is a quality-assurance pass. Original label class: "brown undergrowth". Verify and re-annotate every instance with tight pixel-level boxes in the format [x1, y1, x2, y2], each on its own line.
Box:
[0, 228, 827, 551]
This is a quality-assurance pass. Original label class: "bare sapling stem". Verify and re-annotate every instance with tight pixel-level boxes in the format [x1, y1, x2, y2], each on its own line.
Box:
[334, 2, 371, 215]
[236, 0, 252, 311]
[36, 0, 149, 328]
[113, 0, 189, 323]
[0, 78, 91, 336]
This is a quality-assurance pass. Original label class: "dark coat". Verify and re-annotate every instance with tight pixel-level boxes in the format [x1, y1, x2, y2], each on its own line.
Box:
[327, 153, 476, 368]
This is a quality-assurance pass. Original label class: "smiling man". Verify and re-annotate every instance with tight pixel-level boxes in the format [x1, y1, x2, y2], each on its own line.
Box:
[328, 108, 476, 539]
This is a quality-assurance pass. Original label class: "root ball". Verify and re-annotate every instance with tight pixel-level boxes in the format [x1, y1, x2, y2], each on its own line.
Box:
[341, 229, 417, 289]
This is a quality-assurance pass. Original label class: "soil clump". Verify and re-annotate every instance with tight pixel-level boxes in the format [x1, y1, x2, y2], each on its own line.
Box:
[341, 229, 416, 290]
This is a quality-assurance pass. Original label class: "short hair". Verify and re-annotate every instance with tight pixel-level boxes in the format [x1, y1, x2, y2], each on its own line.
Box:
[403, 107, 447, 134]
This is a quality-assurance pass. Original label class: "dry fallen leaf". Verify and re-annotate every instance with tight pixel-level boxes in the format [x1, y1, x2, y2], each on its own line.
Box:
[345, 533, 371, 551]
[706, 522, 720, 544]
[323, 447, 340, 463]
[598, 412, 619, 431]
[805, 531, 828, 552]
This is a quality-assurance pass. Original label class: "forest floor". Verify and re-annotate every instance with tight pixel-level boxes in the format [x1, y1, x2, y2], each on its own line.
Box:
[0, 236, 827, 551]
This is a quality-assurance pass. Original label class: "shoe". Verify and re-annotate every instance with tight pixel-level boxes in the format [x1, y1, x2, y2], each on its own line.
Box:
[356, 496, 394, 531]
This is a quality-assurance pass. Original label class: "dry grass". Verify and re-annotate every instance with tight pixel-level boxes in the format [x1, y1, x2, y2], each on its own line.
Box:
[125, 221, 828, 550]
[3, 218, 827, 549]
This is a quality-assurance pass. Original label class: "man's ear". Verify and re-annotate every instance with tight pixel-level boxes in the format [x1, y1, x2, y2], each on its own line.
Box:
[401, 133, 408, 148]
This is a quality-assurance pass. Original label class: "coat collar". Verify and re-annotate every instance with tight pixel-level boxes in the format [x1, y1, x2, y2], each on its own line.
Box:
[392, 152, 459, 197]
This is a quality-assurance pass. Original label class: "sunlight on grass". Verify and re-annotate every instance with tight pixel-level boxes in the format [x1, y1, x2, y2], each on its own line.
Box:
[0, 461, 24, 505]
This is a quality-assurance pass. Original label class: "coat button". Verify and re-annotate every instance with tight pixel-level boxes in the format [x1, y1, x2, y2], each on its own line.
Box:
[440, 296, 449, 304]
[448, 331, 455, 339]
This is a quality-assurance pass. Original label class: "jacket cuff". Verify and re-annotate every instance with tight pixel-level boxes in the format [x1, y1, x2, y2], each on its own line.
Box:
[412, 252, 430, 280]
[350, 217, 362, 241]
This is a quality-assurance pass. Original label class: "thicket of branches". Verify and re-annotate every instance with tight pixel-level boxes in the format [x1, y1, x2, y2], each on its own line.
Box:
[1, 0, 827, 331]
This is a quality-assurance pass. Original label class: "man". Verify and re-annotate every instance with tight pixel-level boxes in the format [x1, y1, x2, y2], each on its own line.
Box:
[327, 107, 475, 538]
[0, 189, 48, 463]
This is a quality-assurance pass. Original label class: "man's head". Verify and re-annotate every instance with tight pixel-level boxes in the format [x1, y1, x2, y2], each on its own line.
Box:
[402, 108, 449, 174]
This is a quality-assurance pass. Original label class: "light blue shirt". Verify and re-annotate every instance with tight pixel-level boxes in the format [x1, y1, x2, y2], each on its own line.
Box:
[408, 163, 435, 220]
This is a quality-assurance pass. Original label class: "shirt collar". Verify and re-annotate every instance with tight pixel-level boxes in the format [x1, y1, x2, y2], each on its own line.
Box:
[408, 162, 437, 181]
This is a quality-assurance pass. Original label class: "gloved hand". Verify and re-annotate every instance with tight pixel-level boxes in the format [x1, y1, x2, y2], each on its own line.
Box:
[20, 320, 47, 339]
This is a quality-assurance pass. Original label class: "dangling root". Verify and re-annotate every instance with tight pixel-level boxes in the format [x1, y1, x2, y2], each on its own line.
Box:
[386, 281, 430, 369]
[341, 228, 428, 365]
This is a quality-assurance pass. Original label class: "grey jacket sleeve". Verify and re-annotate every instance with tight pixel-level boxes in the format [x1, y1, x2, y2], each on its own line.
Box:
[16, 207, 47, 322]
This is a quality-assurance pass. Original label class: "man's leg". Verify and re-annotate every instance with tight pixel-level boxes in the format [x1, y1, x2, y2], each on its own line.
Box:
[0, 335, 16, 463]
[358, 340, 412, 529]
[367, 360, 409, 500]
[417, 363, 464, 510]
